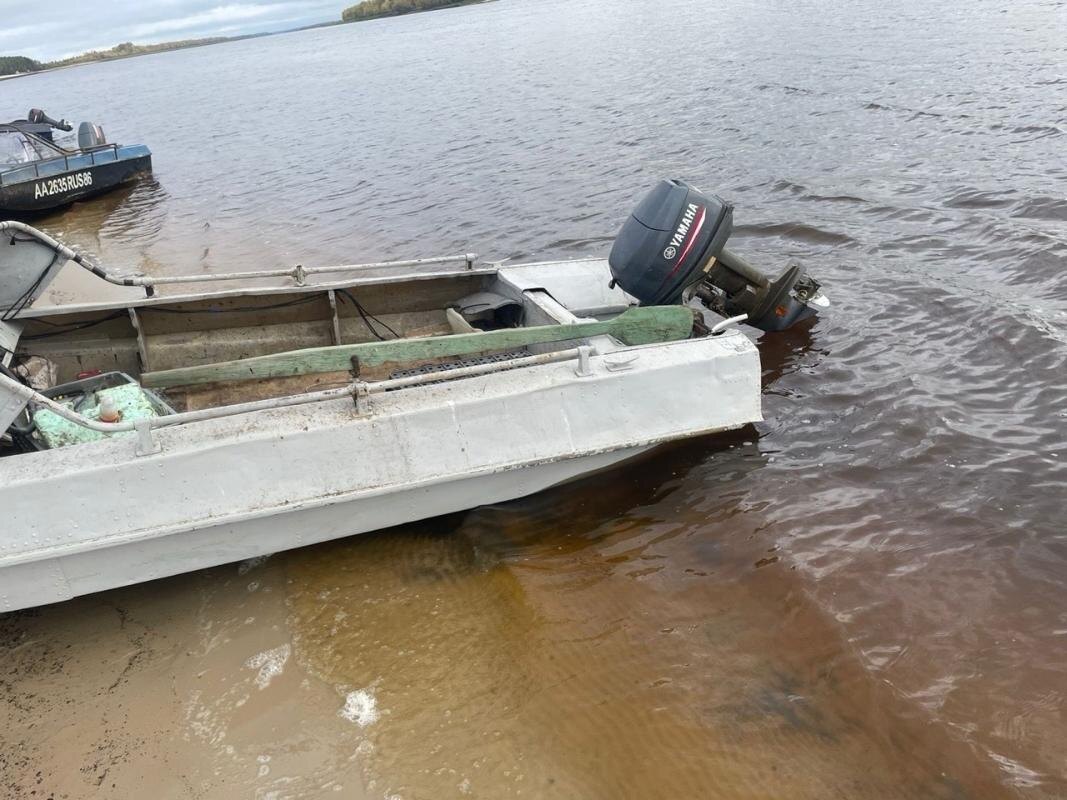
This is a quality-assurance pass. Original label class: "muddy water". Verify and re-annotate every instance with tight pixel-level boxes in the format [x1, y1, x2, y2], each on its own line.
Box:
[3, 0, 1067, 797]
[282, 444, 1009, 800]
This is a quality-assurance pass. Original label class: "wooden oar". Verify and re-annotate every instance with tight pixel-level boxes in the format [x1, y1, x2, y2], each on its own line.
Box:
[141, 305, 694, 389]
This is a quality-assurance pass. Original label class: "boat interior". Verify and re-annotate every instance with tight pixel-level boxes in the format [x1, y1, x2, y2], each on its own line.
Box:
[1, 256, 649, 454]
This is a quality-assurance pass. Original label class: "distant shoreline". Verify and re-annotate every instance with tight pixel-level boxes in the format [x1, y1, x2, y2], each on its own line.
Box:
[0, 0, 495, 83]
[0, 37, 264, 82]
[341, 0, 487, 24]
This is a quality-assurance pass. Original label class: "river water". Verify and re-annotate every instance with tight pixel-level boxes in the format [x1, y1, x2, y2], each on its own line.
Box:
[2, 0, 1067, 798]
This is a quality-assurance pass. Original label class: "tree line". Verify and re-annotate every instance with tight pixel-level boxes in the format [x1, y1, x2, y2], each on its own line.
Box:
[341, 0, 479, 22]
[0, 56, 42, 77]
[1, 3, 485, 77]
[1, 37, 238, 77]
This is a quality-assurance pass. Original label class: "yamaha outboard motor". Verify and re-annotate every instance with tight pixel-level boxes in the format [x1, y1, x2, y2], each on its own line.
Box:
[609, 180, 827, 332]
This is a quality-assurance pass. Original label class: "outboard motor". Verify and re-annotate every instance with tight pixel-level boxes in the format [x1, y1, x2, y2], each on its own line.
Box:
[27, 108, 72, 132]
[12, 108, 73, 143]
[78, 122, 107, 150]
[609, 180, 827, 332]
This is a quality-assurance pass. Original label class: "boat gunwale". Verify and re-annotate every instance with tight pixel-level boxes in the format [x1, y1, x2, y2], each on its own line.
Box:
[16, 257, 606, 319]
[0, 332, 753, 480]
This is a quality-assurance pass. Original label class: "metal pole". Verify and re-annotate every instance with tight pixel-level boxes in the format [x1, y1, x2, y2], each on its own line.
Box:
[145, 254, 479, 285]
[0, 221, 479, 293]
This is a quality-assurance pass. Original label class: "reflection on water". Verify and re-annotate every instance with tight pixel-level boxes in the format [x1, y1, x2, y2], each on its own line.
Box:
[2, 0, 1067, 796]
[33, 176, 172, 275]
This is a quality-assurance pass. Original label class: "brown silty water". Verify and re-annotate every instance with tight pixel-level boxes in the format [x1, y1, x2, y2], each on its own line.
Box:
[3, 0, 1067, 796]
[281, 447, 1015, 800]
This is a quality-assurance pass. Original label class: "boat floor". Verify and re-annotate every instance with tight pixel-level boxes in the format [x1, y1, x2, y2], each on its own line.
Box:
[172, 371, 357, 411]
[154, 304, 543, 411]
[168, 348, 529, 412]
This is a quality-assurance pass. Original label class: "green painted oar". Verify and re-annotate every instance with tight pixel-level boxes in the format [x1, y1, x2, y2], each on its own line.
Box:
[141, 305, 694, 389]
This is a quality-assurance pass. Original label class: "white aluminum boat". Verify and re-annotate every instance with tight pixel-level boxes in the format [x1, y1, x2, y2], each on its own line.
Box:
[0, 180, 827, 611]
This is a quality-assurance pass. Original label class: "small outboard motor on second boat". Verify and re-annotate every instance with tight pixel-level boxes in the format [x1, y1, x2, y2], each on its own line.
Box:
[11, 110, 107, 150]
[608, 179, 828, 332]
[22, 109, 73, 142]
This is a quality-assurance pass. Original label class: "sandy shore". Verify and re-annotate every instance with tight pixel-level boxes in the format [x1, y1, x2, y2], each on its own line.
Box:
[0, 556, 371, 800]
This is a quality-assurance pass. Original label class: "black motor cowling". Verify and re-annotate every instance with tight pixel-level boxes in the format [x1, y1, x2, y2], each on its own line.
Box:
[10, 109, 72, 143]
[609, 179, 826, 332]
[28, 108, 72, 132]
[608, 179, 733, 306]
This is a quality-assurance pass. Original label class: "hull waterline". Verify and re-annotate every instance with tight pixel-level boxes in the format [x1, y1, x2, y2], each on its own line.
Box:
[0, 153, 152, 214]
[2, 445, 654, 611]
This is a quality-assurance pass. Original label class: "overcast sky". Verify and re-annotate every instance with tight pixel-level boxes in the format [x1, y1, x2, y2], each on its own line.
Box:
[0, 1, 345, 62]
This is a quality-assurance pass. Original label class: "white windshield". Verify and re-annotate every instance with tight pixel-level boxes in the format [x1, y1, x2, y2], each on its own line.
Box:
[0, 130, 63, 168]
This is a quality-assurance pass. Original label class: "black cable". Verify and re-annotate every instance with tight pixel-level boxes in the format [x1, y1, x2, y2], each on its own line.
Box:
[2, 235, 60, 319]
[0, 356, 37, 449]
[15, 283, 398, 343]
[138, 295, 321, 315]
[20, 295, 323, 340]
[354, 302, 388, 341]
[0, 358, 25, 385]
[22, 311, 126, 340]
[0, 345, 47, 363]
[336, 289, 399, 340]
[2, 248, 60, 322]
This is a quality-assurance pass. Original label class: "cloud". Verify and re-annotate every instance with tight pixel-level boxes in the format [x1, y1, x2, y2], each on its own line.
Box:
[0, 24, 61, 42]
[0, 1, 342, 61]
[124, 2, 299, 39]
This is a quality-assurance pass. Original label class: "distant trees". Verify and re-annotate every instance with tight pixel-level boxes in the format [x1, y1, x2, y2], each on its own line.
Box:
[341, 0, 476, 22]
[3, 42, 221, 76]
[0, 56, 42, 77]
[45, 38, 232, 69]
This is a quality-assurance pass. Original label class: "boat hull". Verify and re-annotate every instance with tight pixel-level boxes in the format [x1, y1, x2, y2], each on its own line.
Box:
[0, 151, 151, 214]
[1, 445, 652, 610]
[0, 334, 761, 612]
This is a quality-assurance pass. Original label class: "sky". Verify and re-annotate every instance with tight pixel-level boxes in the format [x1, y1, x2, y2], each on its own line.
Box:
[0, 1, 346, 62]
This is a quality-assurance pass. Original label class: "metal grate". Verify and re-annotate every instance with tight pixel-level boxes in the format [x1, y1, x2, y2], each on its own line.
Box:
[389, 349, 529, 386]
